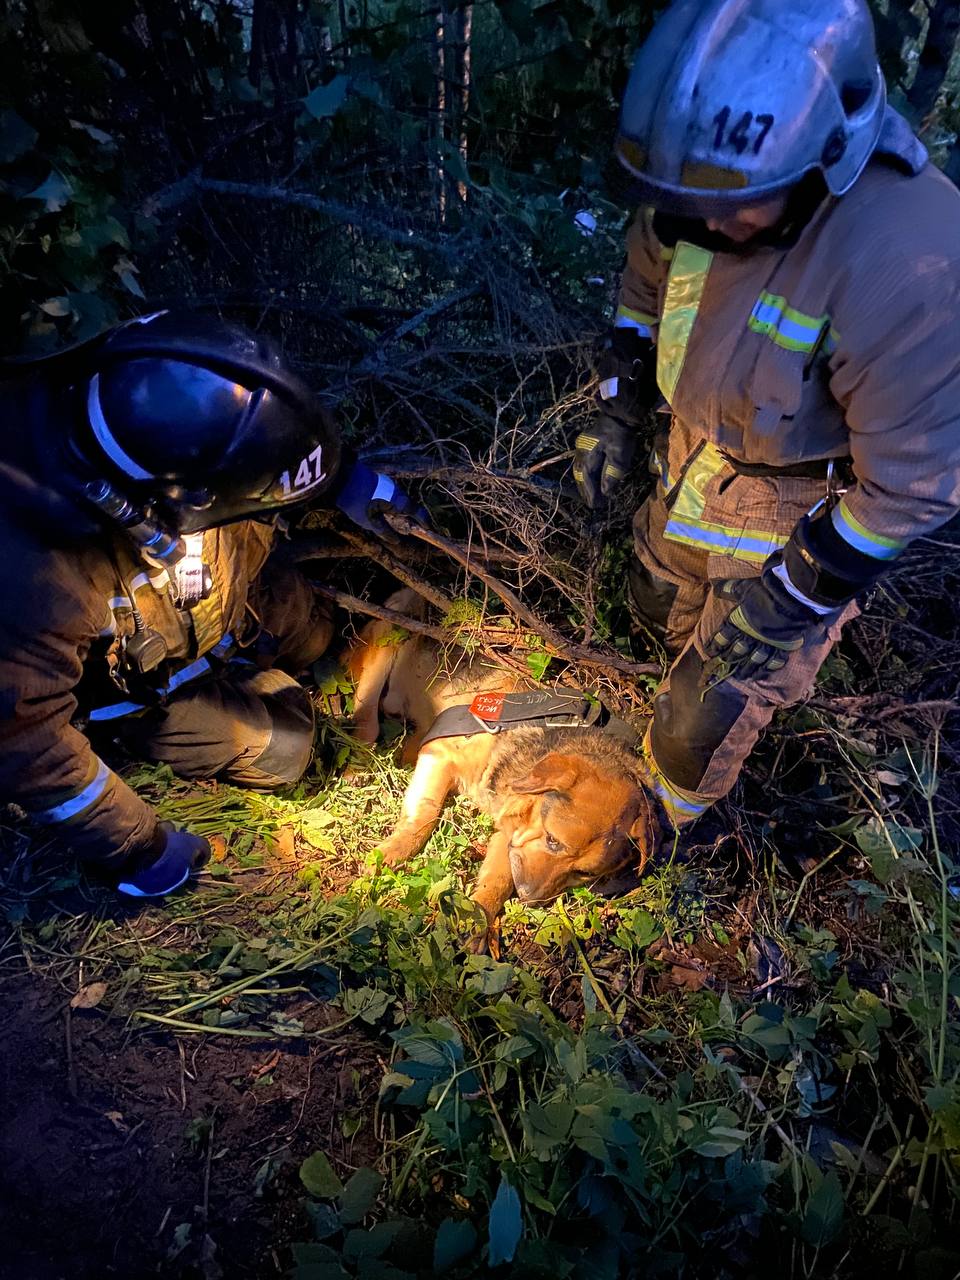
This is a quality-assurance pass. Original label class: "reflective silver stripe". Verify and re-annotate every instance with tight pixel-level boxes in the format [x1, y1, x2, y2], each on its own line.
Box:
[614, 318, 653, 338]
[771, 562, 836, 616]
[166, 657, 210, 693]
[599, 376, 619, 400]
[87, 374, 154, 481]
[209, 633, 234, 659]
[88, 700, 146, 722]
[371, 474, 397, 504]
[88, 656, 214, 723]
[33, 759, 111, 824]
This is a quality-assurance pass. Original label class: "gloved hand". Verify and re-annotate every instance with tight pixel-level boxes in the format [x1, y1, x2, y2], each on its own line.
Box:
[704, 569, 839, 684]
[334, 461, 424, 535]
[116, 824, 210, 898]
[574, 327, 657, 508]
[573, 414, 637, 508]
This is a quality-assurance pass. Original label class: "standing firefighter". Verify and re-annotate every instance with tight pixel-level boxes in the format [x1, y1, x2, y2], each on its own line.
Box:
[0, 311, 418, 896]
[574, 0, 960, 826]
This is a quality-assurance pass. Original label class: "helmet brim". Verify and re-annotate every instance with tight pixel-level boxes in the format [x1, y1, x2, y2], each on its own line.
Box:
[610, 142, 810, 219]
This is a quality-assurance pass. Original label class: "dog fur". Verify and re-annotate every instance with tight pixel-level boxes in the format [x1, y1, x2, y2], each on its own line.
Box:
[345, 591, 659, 943]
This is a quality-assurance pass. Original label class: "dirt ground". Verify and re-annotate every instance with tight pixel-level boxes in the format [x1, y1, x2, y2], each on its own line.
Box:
[0, 966, 380, 1280]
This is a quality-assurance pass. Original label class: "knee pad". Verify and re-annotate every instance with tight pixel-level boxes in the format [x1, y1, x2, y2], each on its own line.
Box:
[230, 669, 315, 788]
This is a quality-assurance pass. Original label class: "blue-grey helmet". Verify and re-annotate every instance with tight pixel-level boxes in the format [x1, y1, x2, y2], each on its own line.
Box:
[615, 0, 886, 217]
[74, 310, 342, 534]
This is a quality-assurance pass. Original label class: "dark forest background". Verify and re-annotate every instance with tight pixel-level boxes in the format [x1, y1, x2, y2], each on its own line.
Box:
[2, 0, 959, 463]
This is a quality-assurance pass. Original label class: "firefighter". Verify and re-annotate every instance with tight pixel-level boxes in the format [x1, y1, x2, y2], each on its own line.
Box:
[0, 310, 419, 896]
[574, 0, 960, 826]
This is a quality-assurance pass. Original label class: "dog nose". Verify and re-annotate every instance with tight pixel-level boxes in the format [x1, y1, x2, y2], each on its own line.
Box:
[509, 850, 535, 901]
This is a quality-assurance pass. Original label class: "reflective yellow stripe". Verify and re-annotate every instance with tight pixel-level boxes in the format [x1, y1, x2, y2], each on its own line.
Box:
[664, 518, 789, 563]
[748, 291, 830, 355]
[657, 242, 713, 404]
[615, 304, 658, 328]
[642, 729, 710, 828]
[602, 463, 626, 480]
[832, 498, 905, 560]
[575, 433, 599, 451]
[662, 442, 787, 562]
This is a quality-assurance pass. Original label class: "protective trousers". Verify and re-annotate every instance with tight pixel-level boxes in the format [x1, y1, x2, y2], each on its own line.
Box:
[113, 559, 333, 790]
[629, 461, 855, 826]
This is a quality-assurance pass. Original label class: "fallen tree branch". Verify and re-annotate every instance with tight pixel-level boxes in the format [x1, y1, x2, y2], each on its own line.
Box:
[383, 512, 661, 680]
[806, 696, 958, 721]
[309, 584, 447, 641]
[145, 176, 458, 256]
[337, 530, 453, 611]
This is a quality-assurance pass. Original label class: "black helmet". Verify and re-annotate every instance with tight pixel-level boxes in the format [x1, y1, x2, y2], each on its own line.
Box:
[72, 310, 341, 534]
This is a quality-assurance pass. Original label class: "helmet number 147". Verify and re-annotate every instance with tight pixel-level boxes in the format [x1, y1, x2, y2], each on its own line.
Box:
[279, 445, 326, 496]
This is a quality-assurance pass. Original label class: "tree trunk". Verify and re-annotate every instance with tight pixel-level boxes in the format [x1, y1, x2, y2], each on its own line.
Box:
[435, 5, 447, 223]
[907, 0, 960, 120]
[457, 3, 473, 205]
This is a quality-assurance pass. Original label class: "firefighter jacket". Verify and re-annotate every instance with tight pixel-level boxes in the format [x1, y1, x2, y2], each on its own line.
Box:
[0, 383, 279, 871]
[616, 107, 960, 569]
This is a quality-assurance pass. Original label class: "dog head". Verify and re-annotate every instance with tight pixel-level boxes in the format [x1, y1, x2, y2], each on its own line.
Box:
[498, 750, 659, 904]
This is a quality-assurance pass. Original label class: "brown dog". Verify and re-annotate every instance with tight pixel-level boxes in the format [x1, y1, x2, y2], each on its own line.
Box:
[345, 592, 659, 942]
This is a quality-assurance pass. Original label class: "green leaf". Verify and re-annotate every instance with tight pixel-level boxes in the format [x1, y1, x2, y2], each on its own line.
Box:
[487, 1175, 523, 1267]
[26, 171, 72, 212]
[854, 818, 922, 883]
[691, 1125, 749, 1158]
[339, 1167, 384, 1224]
[0, 109, 38, 163]
[433, 1218, 477, 1272]
[525, 650, 552, 681]
[300, 1151, 344, 1199]
[69, 118, 114, 146]
[801, 1170, 844, 1247]
[463, 954, 515, 995]
[342, 1221, 404, 1262]
[303, 76, 349, 119]
[341, 985, 392, 1024]
[39, 296, 72, 317]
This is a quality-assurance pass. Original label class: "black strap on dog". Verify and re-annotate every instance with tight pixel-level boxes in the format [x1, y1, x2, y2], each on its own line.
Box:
[419, 690, 637, 747]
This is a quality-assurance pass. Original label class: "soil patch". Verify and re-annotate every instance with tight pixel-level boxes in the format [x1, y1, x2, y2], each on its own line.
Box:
[0, 967, 380, 1280]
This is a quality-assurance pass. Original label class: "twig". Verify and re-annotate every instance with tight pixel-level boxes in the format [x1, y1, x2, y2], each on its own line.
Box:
[355, 287, 481, 368]
[384, 513, 661, 680]
[308, 585, 448, 640]
[201, 1109, 217, 1227]
[152, 177, 458, 256]
[337, 531, 453, 611]
[805, 696, 958, 721]
[783, 845, 843, 930]
[64, 1007, 77, 1098]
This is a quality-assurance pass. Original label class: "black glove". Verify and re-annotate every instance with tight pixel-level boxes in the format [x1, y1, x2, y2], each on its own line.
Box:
[704, 568, 839, 684]
[574, 414, 638, 508]
[116, 824, 210, 899]
[574, 327, 658, 508]
[334, 460, 424, 535]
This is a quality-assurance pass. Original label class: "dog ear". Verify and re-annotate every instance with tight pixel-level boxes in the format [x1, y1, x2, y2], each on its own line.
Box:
[629, 791, 660, 870]
[509, 753, 581, 796]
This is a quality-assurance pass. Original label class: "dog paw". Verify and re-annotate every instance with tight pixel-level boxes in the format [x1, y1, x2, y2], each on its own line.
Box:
[379, 842, 416, 868]
[463, 923, 501, 960]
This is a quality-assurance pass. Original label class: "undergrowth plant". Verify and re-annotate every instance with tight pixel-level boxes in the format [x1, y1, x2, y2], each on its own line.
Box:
[5, 715, 958, 1278]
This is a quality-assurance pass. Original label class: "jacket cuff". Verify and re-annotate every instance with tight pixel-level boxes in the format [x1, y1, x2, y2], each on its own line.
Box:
[780, 503, 895, 609]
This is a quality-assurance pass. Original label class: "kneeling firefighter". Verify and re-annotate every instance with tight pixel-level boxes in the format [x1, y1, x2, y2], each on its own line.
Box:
[0, 310, 419, 895]
[574, 0, 960, 825]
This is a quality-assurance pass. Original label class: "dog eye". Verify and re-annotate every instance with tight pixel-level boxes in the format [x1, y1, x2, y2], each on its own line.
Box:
[545, 833, 563, 853]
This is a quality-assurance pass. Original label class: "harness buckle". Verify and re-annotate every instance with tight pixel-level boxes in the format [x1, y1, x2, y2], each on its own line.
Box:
[470, 712, 502, 734]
